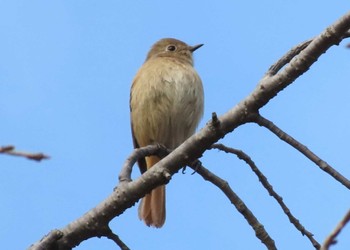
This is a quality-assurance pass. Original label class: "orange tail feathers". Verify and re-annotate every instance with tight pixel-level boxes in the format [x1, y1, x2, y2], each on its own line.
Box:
[138, 155, 166, 228]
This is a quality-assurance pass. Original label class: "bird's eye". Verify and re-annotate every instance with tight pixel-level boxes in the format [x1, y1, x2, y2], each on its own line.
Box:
[166, 45, 177, 51]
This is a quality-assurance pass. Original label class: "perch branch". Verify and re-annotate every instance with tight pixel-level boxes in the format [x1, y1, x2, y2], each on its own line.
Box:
[29, 145, 173, 250]
[119, 144, 169, 182]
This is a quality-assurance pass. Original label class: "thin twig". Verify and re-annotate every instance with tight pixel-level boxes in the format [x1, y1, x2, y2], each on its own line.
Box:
[251, 114, 350, 189]
[211, 143, 320, 249]
[119, 144, 170, 182]
[0, 145, 15, 152]
[189, 160, 277, 250]
[267, 39, 312, 76]
[104, 228, 130, 250]
[320, 210, 350, 250]
[0, 145, 49, 162]
[266, 30, 350, 76]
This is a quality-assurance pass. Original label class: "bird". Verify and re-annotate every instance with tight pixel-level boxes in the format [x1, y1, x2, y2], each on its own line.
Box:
[130, 38, 204, 228]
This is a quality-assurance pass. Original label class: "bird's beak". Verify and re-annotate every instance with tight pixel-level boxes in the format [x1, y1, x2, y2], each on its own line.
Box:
[189, 44, 204, 52]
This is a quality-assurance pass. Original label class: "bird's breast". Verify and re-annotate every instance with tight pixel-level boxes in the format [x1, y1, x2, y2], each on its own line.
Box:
[131, 58, 204, 148]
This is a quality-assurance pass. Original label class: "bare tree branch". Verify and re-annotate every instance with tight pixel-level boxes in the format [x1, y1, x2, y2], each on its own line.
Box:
[251, 114, 350, 189]
[189, 160, 277, 250]
[103, 228, 130, 250]
[0, 145, 49, 162]
[119, 144, 170, 182]
[0, 145, 14, 152]
[29, 144, 172, 250]
[28, 11, 350, 250]
[320, 210, 350, 250]
[211, 143, 320, 249]
[266, 39, 312, 76]
[267, 30, 350, 76]
[28, 230, 63, 250]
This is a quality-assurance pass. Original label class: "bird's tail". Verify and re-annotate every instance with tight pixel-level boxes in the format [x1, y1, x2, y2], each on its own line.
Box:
[138, 155, 166, 228]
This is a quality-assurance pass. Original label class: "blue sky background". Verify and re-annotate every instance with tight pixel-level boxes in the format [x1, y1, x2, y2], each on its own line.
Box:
[1, 1, 350, 249]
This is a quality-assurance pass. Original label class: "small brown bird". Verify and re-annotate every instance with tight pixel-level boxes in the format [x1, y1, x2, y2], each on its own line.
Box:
[130, 38, 204, 228]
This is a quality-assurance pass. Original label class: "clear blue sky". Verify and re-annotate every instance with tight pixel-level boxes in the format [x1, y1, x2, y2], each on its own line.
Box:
[1, 1, 350, 249]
